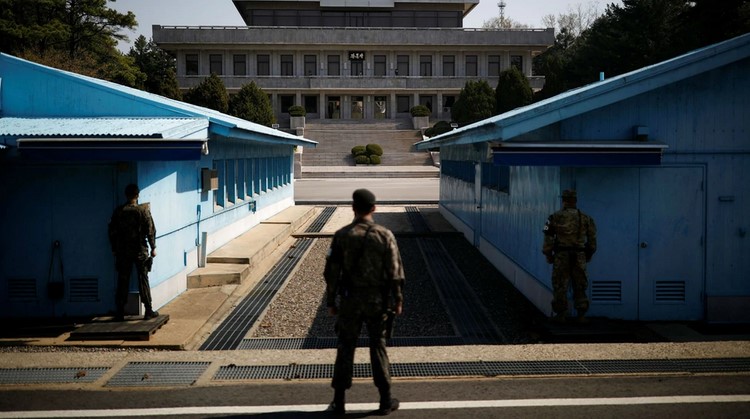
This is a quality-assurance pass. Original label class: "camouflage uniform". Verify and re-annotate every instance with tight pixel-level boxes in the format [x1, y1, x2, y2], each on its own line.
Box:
[324, 219, 404, 395]
[543, 195, 597, 318]
[108, 202, 157, 316]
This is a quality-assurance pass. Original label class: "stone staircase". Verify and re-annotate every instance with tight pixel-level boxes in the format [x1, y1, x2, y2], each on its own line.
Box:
[300, 118, 433, 167]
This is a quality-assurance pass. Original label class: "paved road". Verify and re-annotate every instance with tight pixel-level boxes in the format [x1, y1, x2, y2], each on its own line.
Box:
[295, 178, 439, 203]
[2, 375, 749, 418]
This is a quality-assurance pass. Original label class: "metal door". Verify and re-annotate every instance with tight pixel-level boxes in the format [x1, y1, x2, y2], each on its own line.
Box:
[474, 162, 482, 247]
[638, 167, 705, 320]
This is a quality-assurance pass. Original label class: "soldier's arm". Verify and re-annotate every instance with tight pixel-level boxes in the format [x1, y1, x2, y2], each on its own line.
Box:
[324, 237, 343, 308]
[145, 209, 157, 252]
[586, 215, 597, 258]
[384, 232, 405, 307]
[108, 208, 120, 254]
[542, 215, 556, 260]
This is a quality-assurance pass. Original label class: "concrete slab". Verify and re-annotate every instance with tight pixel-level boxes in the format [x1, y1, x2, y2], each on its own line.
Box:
[68, 315, 169, 341]
[262, 205, 315, 231]
[187, 263, 250, 288]
[207, 223, 291, 265]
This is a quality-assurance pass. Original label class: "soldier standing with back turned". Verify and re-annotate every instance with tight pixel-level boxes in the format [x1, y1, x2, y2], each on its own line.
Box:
[543, 189, 597, 323]
[108, 184, 159, 321]
[324, 189, 404, 416]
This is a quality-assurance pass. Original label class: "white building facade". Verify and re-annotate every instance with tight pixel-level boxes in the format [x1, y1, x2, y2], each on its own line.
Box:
[153, 0, 554, 123]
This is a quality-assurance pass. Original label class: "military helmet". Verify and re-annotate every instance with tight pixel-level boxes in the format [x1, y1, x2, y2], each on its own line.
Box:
[562, 189, 577, 201]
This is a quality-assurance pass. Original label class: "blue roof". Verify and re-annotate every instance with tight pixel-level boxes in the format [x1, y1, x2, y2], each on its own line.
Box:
[416, 32, 750, 149]
[0, 53, 316, 148]
[0, 117, 207, 138]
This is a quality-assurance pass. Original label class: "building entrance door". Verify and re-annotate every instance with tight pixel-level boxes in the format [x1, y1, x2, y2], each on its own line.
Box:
[374, 96, 387, 119]
[326, 97, 341, 119]
[351, 96, 364, 119]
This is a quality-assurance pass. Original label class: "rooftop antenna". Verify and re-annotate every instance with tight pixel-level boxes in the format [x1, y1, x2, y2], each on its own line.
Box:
[498, 1, 507, 21]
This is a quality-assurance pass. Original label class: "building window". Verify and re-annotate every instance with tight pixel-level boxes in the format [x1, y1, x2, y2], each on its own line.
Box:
[214, 160, 225, 208]
[209, 54, 223, 75]
[511, 55, 523, 72]
[185, 54, 199, 75]
[351, 60, 363, 76]
[226, 159, 236, 204]
[328, 55, 340, 76]
[466, 55, 477, 77]
[482, 162, 510, 193]
[374, 55, 386, 76]
[280, 95, 295, 113]
[252, 158, 261, 194]
[237, 159, 246, 199]
[396, 55, 409, 76]
[488, 55, 501, 77]
[441, 160, 475, 183]
[257, 54, 270, 76]
[304, 95, 318, 114]
[419, 55, 432, 77]
[280, 54, 294, 76]
[442, 55, 455, 77]
[304, 55, 317, 76]
[396, 95, 410, 113]
[233, 54, 246, 76]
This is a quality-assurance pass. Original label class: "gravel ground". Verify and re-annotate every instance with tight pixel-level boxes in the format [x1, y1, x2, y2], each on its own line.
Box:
[251, 207, 542, 342]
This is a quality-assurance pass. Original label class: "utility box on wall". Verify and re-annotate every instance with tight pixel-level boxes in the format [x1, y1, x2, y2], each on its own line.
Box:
[201, 168, 218, 192]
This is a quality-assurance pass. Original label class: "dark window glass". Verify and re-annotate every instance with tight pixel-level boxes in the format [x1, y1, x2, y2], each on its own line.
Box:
[304, 95, 318, 114]
[257, 54, 270, 76]
[322, 11, 346, 26]
[233, 54, 246, 76]
[277, 11, 297, 26]
[209, 54, 223, 75]
[304, 55, 317, 76]
[396, 95, 410, 113]
[252, 10, 273, 26]
[437, 11, 460, 27]
[393, 11, 413, 27]
[396, 55, 409, 76]
[281, 54, 294, 76]
[349, 13, 365, 27]
[482, 162, 510, 192]
[414, 11, 437, 27]
[185, 54, 199, 75]
[280, 95, 295, 113]
[351, 61, 363, 76]
[488, 55, 501, 77]
[511, 55, 523, 72]
[374, 55, 387, 76]
[370, 12, 391, 27]
[420, 55, 432, 77]
[442, 55, 455, 77]
[299, 11, 322, 26]
[466, 55, 478, 76]
[327, 55, 340, 76]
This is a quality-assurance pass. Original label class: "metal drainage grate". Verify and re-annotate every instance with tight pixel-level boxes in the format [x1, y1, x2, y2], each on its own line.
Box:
[0, 367, 108, 384]
[212, 358, 750, 381]
[106, 362, 210, 387]
[238, 336, 466, 350]
[306, 207, 336, 233]
[200, 238, 314, 351]
[419, 238, 505, 344]
[405, 206, 431, 233]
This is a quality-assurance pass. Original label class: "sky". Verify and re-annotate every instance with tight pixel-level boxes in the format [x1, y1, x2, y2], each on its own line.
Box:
[110, 0, 622, 52]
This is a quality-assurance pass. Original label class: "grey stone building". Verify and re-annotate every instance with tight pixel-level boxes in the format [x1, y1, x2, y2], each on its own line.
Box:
[153, 0, 554, 123]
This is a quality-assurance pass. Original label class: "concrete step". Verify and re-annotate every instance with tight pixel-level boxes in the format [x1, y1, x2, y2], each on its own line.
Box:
[301, 167, 440, 178]
[186, 206, 315, 288]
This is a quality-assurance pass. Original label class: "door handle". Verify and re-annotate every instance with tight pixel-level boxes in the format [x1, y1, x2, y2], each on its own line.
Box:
[640, 242, 648, 248]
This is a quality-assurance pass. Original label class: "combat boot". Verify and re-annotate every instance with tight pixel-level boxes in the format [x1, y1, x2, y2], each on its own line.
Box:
[328, 389, 345, 417]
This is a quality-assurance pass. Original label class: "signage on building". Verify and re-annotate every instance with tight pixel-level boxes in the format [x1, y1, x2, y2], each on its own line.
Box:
[349, 51, 365, 61]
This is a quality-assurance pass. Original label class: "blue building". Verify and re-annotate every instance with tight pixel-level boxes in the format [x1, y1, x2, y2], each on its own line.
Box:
[417, 34, 750, 323]
[0, 54, 316, 318]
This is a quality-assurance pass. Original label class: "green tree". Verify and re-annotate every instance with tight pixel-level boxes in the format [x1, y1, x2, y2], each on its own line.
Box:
[533, 27, 577, 99]
[128, 35, 182, 99]
[451, 80, 496, 125]
[228, 81, 275, 126]
[183, 73, 229, 113]
[495, 66, 533, 114]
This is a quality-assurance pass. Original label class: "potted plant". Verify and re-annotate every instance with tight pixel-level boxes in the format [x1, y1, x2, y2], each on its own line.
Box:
[289, 105, 306, 130]
[410, 105, 431, 130]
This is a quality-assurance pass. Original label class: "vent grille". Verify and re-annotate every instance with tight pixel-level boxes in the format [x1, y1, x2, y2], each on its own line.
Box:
[655, 280, 686, 302]
[69, 277, 99, 302]
[8, 278, 37, 301]
[591, 281, 622, 303]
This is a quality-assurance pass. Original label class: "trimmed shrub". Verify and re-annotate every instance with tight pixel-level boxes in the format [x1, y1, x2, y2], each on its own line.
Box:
[351, 145, 367, 156]
[355, 155, 370, 164]
[410, 105, 431, 117]
[365, 143, 383, 156]
[288, 105, 306, 117]
[425, 120, 453, 138]
[369, 155, 382, 165]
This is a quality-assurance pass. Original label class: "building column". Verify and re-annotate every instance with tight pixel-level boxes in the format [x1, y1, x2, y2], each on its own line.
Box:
[319, 93, 325, 120]
[390, 93, 397, 120]
[437, 92, 444, 120]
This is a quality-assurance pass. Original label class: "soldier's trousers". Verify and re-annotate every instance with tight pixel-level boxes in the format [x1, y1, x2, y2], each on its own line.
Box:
[332, 293, 391, 393]
[551, 250, 589, 315]
[115, 254, 153, 314]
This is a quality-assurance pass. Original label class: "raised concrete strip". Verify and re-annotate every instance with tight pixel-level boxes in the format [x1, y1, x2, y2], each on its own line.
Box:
[187, 206, 315, 289]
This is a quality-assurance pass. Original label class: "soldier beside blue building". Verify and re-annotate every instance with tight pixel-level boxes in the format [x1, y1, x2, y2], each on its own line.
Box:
[108, 184, 159, 321]
[324, 189, 404, 416]
[543, 190, 597, 323]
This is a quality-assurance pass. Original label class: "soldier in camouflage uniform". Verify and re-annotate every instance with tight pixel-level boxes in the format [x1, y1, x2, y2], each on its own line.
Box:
[543, 189, 597, 323]
[324, 189, 404, 416]
[108, 184, 158, 321]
